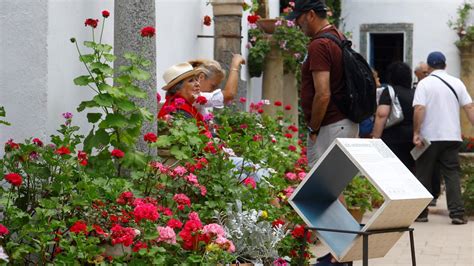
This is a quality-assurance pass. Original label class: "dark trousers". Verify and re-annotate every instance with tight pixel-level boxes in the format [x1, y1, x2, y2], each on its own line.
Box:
[416, 141, 464, 218]
[431, 164, 441, 199]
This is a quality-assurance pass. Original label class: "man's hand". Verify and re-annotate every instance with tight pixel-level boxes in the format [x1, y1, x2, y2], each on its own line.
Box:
[413, 133, 424, 148]
[310, 133, 317, 142]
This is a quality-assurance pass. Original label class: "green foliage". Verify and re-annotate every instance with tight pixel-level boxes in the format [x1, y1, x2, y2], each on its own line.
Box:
[0, 106, 10, 126]
[343, 176, 383, 213]
[461, 161, 474, 215]
[448, 1, 474, 47]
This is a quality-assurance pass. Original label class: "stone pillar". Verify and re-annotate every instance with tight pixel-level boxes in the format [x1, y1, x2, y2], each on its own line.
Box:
[114, 0, 157, 153]
[458, 43, 474, 138]
[262, 39, 284, 116]
[283, 72, 299, 128]
[211, 0, 246, 109]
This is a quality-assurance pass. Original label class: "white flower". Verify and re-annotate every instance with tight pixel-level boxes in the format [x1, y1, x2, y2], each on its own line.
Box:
[0, 246, 9, 263]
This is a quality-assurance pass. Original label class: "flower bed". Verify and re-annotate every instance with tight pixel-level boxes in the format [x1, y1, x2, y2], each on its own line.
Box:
[0, 10, 314, 265]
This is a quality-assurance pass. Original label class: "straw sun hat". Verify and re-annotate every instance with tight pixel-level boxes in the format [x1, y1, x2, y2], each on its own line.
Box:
[162, 62, 201, 91]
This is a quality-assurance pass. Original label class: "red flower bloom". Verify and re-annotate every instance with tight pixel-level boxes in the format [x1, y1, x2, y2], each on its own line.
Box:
[144, 132, 158, 143]
[257, 109, 264, 114]
[4, 173, 22, 186]
[272, 219, 285, 228]
[253, 134, 262, 142]
[288, 145, 297, 151]
[133, 203, 159, 223]
[117, 191, 135, 205]
[274, 101, 282, 106]
[0, 224, 9, 235]
[132, 241, 148, 252]
[173, 194, 191, 210]
[167, 218, 183, 229]
[203, 15, 212, 26]
[239, 97, 247, 103]
[291, 224, 312, 241]
[93, 224, 107, 236]
[111, 149, 125, 158]
[242, 177, 256, 189]
[203, 141, 217, 154]
[5, 139, 20, 151]
[284, 104, 292, 110]
[102, 10, 110, 18]
[32, 138, 43, 147]
[70, 220, 88, 234]
[247, 14, 260, 24]
[55, 146, 71, 155]
[110, 224, 136, 246]
[196, 96, 208, 105]
[288, 125, 298, 132]
[84, 18, 99, 28]
[140, 26, 156, 38]
[284, 133, 293, 139]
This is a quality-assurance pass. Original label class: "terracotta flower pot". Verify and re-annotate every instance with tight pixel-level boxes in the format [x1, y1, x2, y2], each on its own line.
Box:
[256, 19, 278, 34]
[348, 207, 365, 224]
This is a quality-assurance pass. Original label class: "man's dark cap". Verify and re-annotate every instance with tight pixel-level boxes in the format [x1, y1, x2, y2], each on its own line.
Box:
[286, 0, 328, 20]
[427, 51, 446, 67]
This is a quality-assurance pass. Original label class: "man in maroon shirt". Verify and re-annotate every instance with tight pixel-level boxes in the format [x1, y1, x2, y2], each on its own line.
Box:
[288, 0, 358, 167]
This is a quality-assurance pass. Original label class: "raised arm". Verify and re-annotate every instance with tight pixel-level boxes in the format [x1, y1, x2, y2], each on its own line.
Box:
[222, 54, 245, 103]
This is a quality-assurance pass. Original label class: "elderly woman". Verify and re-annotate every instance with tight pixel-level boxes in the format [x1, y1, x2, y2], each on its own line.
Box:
[158, 62, 206, 124]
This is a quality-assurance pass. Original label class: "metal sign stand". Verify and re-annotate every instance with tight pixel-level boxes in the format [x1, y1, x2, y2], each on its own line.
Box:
[300, 226, 417, 266]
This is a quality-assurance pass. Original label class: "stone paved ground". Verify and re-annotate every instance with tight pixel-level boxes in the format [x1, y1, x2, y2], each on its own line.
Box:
[310, 192, 474, 265]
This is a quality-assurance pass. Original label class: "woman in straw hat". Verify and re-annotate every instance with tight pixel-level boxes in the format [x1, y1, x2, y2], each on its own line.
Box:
[158, 62, 208, 131]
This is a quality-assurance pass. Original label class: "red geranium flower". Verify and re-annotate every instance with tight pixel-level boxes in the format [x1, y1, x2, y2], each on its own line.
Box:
[196, 96, 208, 105]
[288, 145, 297, 151]
[247, 14, 260, 24]
[133, 203, 159, 223]
[239, 97, 247, 103]
[55, 146, 71, 156]
[4, 173, 22, 186]
[102, 10, 110, 18]
[32, 138, 43, 147]
[144, 132, 158, 143]
[173, 194, 191, 210]
[110, 224, 136, 246]
[140, 26, 156, 38]
[111, 149, 125, 158]
[274, 101, 282, 106]
[257, 109, 264, 114]
[284, 133, 293, 139]
[272, 219, 285, 228]
[284, 104, 292, 110]
[288, 125, 298, 132]
[132, 241, 148, 252]
[5, 139, 19, 151]
[167, 218, 183, 229]
[70, 220, 88, 234]
[84, 18, 99, 28]
[203, 15, 212, 26]
[242, 177, 256, 189]
[0, 224, 9, 235]
[117, 191, 135, 205]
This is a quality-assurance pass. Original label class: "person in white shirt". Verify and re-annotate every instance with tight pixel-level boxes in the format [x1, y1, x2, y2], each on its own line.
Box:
[189, 54, 245, 116]
[413, 51, 474, 224]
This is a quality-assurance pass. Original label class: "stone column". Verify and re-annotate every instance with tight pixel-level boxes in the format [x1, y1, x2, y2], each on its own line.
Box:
[114, 0, 157, 153]
[262, 39, 284, 116]
[283, 72, 299, 128]
[458, 43, 474, 138]
[211, 0, 246, 109]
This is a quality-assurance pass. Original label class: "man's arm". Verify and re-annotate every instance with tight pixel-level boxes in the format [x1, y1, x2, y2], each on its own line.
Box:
[463, 103, 474, 125]
[222, 54, 245, 103]
[309, 71, 331, 135]
[372, 105, 390, 138]
[413, 105, 426, 147]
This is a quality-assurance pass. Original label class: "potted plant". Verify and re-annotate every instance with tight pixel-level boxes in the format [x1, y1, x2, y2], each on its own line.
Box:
[343, 176, 382, 223]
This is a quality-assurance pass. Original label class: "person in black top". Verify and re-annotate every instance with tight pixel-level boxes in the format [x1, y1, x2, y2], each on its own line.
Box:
[372, 62, 415, 173]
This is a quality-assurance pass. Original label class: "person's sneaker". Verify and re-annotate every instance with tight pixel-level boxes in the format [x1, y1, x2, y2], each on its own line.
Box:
[415, 217, 428, 222]
[428, 198, 437, 207]
[451, 217, 468, 225]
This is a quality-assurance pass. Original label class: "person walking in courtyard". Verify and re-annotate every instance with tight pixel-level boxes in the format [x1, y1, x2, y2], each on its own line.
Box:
[289, 0, 358, 168]
[413, 51, 474, 224]
[412, 61, 429, 89]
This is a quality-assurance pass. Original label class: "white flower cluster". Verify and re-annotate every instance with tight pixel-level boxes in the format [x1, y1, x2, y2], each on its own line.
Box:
[216, 200, 288, 264]
[0, 246, 8, 263]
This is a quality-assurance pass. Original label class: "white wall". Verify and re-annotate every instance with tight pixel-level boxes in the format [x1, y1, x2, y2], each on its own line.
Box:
[341, 0, 466, 78]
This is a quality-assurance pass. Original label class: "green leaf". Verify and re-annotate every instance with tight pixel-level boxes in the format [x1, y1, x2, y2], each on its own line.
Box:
[115, 75, 131, 85]
[123, 52, 138, 60]
[187, 136, 202, 146]
[90, 62, 114, 76]
[83, 41, 96, 48]
[73, 75, 92, 86]
[115, 98, 136, 112]
[170, 145, 188, 160]
[139, 107, 153, 121]
[79, 54, 95, 63]
[130, 67, 151, 81]
[87, 113, 102, 123]
[96, 43, 113, 53]
[101, 113, 129, 128]
[155, 135, 172, 147]
[92, 94, 113, 107]
[84, 128, 110, 151]
[77, 100, 99, 112]
[141, 59, 152, 67]
[124, 85, 147, 98]
[103, 53, 117, 62]
[123, 151, 147, 169]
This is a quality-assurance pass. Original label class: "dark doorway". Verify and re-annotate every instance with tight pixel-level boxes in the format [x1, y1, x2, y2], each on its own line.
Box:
[370, 33, 404, 84]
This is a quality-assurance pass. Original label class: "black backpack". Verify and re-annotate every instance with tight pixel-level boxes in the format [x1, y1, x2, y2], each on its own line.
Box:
[315, 33, 376, 123]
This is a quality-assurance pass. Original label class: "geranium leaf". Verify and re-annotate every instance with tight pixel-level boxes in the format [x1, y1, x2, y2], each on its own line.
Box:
[123, 151, 147, 169]
[130, 68, 150, 81]
[74, 75, 92, 86]
[86, 113, 102, 123]
[124, 85, 147, 98]
[77, 100, 99, 112]
[92, 94, 113, 107]
[100, 113, 129, 128]
[103, 53, 117, 62]
[170, 145, 188, 160]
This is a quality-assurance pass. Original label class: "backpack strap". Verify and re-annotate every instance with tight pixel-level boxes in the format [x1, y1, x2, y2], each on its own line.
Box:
[430, 74, 459, 102]
[314, 32, 351, 49]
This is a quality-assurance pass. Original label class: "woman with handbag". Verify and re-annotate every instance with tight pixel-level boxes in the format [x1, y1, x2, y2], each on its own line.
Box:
[372, 62, 415, 173]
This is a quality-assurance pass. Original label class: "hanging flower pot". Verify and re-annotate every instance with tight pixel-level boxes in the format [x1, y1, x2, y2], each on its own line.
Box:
[256, 19, 278, 34]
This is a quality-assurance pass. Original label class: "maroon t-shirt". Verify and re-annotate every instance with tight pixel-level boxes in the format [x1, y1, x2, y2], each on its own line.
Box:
[301, 25, 346, 126]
